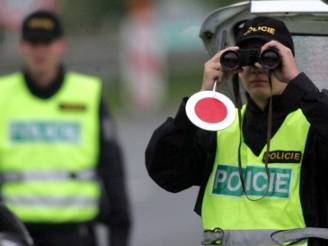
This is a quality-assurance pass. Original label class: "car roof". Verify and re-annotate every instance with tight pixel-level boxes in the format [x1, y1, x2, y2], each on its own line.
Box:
[200, 1, 328, 56]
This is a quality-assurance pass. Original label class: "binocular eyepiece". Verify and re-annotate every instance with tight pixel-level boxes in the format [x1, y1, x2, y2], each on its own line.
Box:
[220, 48, 281, 71]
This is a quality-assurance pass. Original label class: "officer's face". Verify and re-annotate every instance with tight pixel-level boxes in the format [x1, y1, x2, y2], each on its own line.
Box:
[238, 40, 286, 104]
[19, 39, 66, 74]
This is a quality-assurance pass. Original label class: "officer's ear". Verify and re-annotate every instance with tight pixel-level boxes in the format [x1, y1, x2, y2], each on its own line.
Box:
[53, 38, 67, 55]
[19, 39, 30, 54]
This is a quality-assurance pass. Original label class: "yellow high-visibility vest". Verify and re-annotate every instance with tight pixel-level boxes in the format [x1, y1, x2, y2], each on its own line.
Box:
[202, 107, 310, 245]
[0, 72, 102, 223]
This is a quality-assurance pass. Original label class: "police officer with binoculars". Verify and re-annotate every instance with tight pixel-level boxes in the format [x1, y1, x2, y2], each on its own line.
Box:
[146, 16, 328, 245]
[201, 17, 298, 101]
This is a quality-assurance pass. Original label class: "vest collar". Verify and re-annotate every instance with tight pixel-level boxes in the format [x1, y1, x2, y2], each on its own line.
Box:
[246, 83, 301, 115]
[23, 65, 65, 99]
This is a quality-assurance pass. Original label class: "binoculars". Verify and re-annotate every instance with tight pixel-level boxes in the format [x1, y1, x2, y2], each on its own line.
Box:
[220, 48, 281, 71]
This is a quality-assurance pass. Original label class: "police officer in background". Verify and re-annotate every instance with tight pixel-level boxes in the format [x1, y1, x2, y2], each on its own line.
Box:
[146, 16, 328, 245]
[0, 10, 131, 246]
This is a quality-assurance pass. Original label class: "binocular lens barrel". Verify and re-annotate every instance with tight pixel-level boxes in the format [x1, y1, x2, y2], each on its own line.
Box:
[220, 51, 240, 70]
[259, 49, 280, 70]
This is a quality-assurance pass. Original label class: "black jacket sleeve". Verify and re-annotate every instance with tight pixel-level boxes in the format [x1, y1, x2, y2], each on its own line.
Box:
[145, 97, 216, 193]
[291, 74, 328, 235]
[287, 73, 328, 142]
[96, 98, 131, 246]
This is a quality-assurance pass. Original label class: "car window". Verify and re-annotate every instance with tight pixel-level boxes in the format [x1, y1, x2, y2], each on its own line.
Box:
[294, 35, 328, 89]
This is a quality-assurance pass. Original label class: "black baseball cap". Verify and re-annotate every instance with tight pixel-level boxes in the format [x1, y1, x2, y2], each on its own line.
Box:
[235, 16, 295, 55]
[21, 10, 63, 43]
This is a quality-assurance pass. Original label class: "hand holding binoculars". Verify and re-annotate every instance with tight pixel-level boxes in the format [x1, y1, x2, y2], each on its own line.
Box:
[220, 48, 281, 71]
[186, 48, 281, 131]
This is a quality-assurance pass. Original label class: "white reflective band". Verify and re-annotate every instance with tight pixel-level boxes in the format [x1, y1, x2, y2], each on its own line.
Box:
[0, 169, 96, 182]
[6, 196, 97, 208]
[202, 228, 328, 246]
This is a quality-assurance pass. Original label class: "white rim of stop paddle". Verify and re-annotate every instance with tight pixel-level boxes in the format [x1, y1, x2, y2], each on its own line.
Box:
[185, 91, 236, 131]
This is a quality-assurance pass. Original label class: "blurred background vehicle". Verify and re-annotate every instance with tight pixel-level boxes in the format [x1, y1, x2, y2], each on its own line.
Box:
[0, 0, 327, 245]
[0, 203, 34, 246]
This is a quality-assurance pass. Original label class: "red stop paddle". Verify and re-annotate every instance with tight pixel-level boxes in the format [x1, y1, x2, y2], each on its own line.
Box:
[185, 90, 236, 131]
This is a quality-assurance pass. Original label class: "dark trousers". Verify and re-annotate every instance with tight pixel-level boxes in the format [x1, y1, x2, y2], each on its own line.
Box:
[26, 224, 97, 246]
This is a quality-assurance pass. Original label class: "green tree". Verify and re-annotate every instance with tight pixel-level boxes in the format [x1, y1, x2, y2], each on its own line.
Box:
[59, 0, 126, 32]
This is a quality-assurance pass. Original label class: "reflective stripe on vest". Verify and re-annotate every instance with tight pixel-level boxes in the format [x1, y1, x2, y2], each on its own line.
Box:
[0, 169, 96, 182]
[201, 107, 310, 245]
[202, 228, 328, 246]
[0, 72, 102, 223]
[6, 196, 97, 208]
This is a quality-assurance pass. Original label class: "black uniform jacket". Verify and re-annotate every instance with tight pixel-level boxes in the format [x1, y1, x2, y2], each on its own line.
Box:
[146, 73, 328, 246]
[22, 67, 131, 246]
